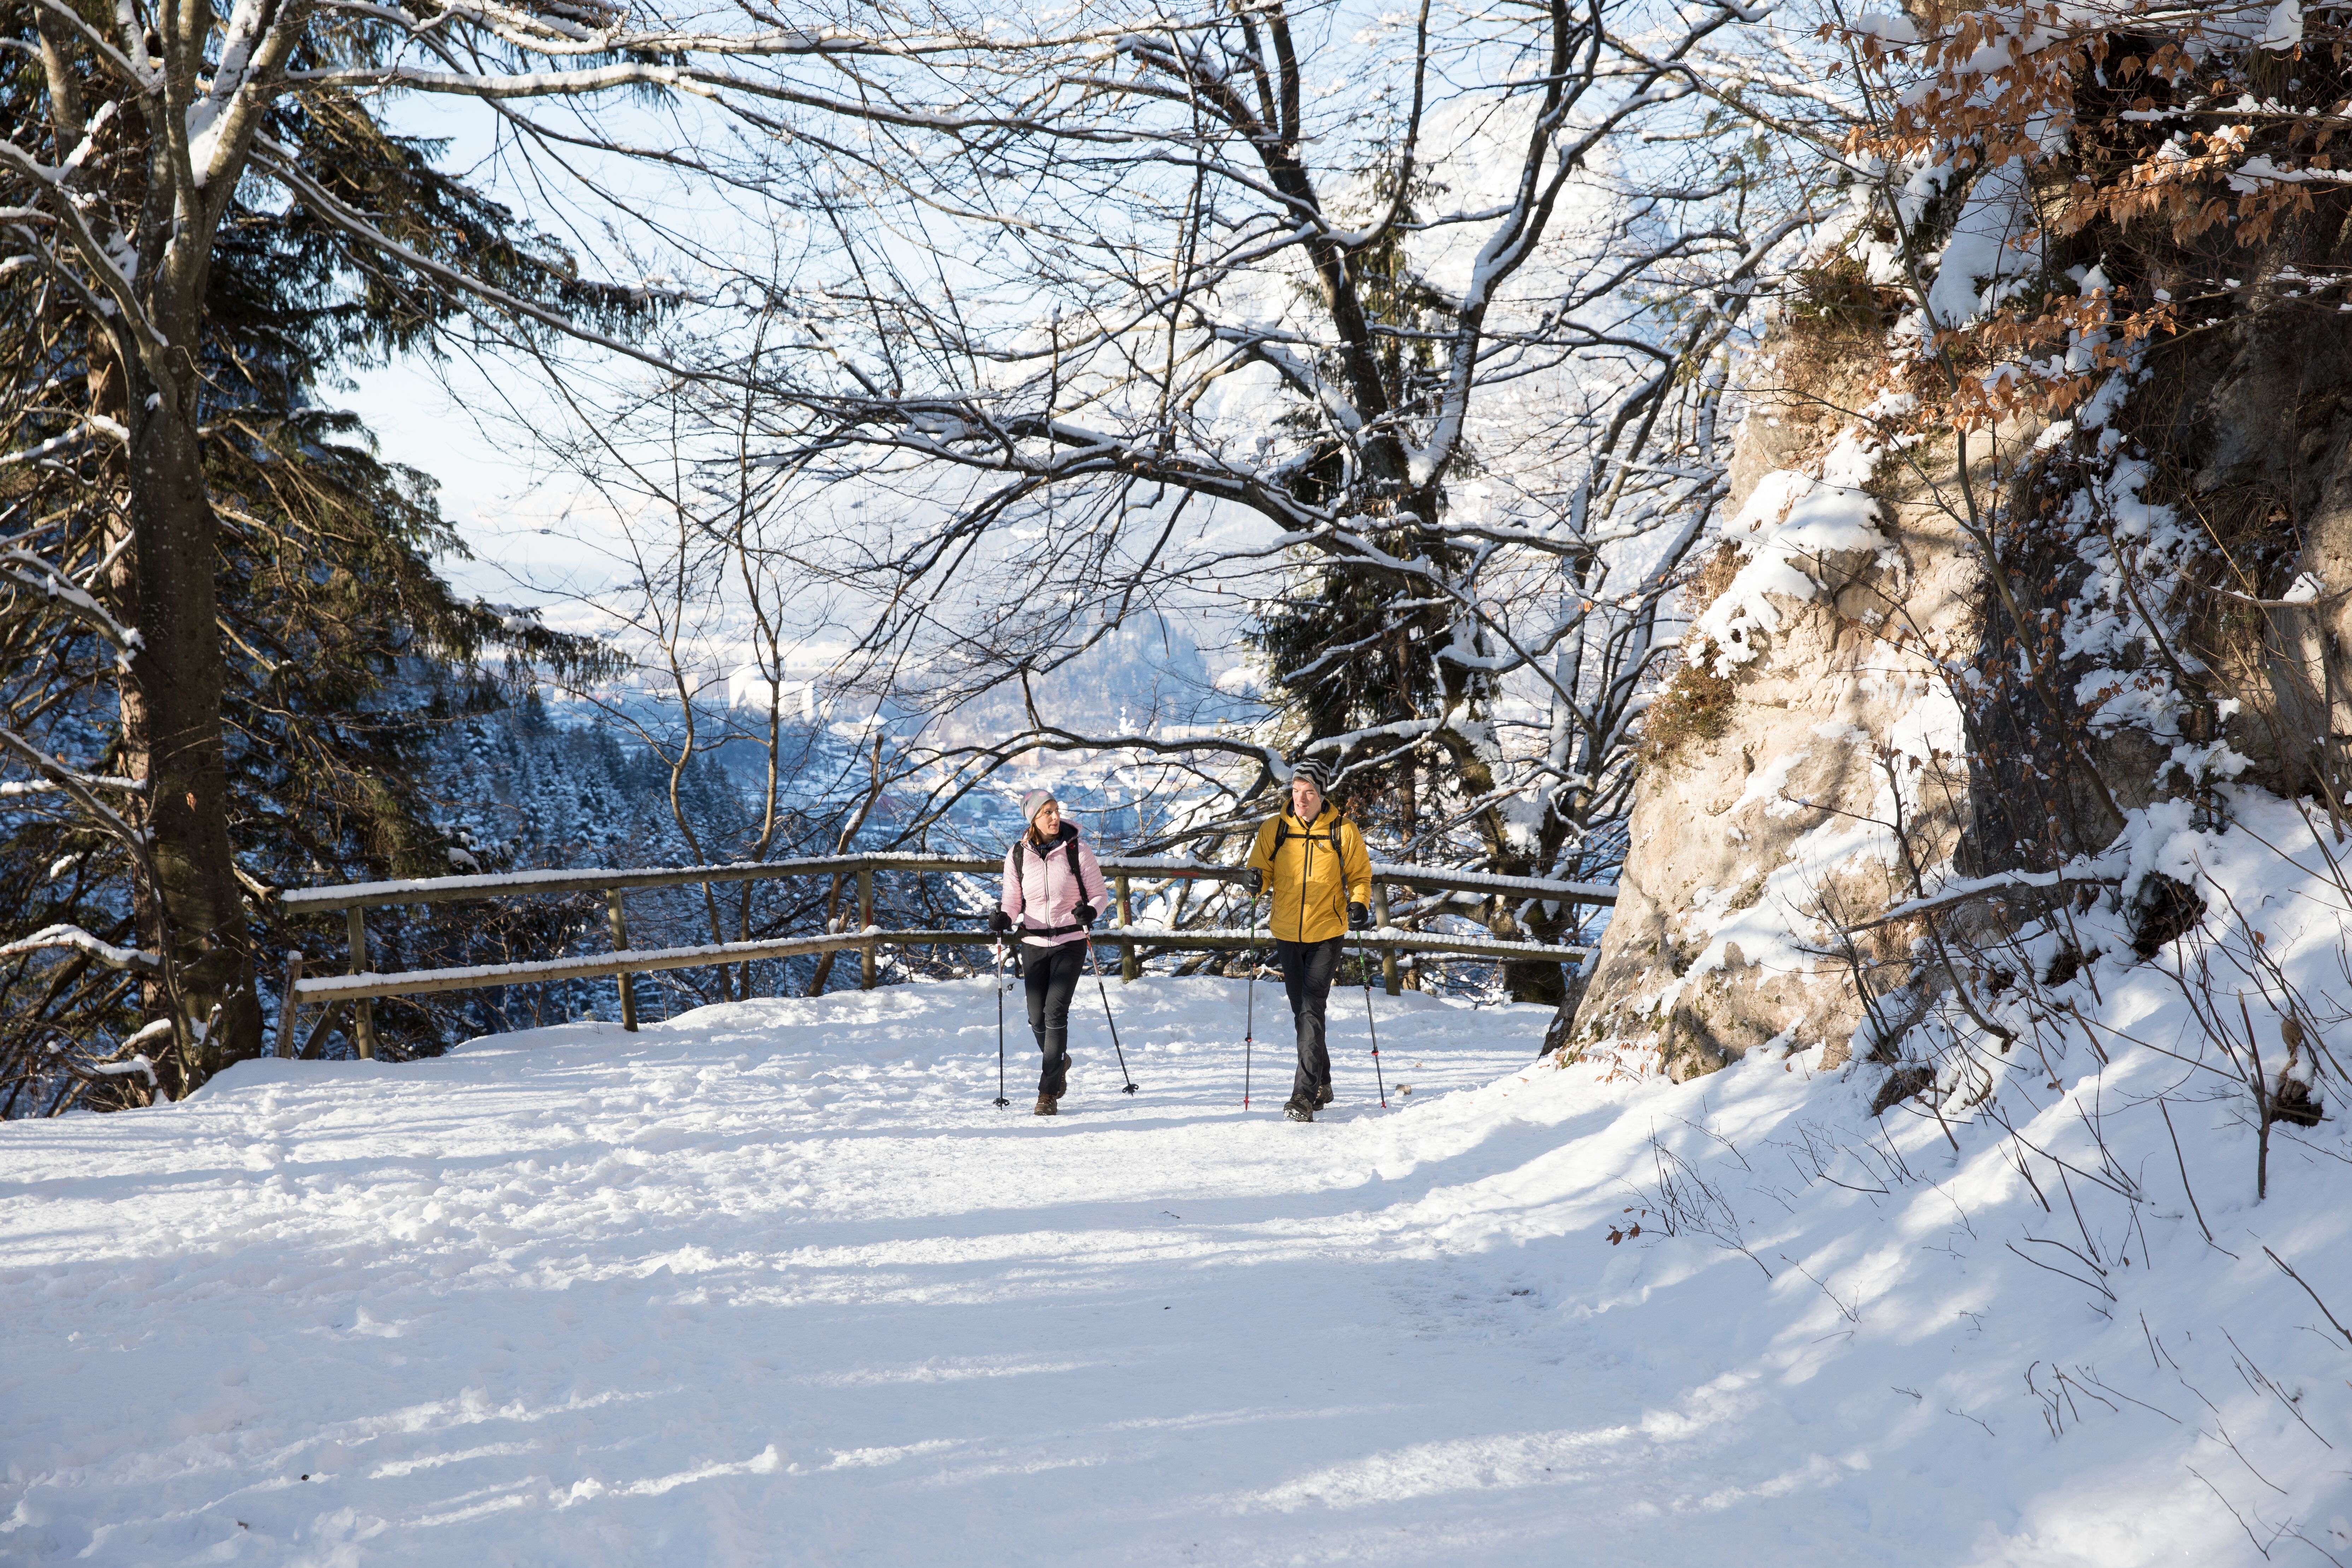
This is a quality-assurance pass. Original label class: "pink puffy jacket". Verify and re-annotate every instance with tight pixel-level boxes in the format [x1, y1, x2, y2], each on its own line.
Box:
[1000, 823, 1110, 948]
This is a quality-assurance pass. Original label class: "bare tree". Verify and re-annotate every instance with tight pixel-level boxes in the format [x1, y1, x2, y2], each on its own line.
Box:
[513, 0, 1822, 997]
[0, 0, 1029, 1070]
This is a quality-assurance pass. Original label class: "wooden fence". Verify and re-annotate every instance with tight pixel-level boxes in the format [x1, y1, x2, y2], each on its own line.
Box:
[273, 852, 1614, 1058]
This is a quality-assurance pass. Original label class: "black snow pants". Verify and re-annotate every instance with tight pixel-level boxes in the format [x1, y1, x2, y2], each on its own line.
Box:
[1275, 936, 1343, 1105]
[1022, 939, 1086, 1098]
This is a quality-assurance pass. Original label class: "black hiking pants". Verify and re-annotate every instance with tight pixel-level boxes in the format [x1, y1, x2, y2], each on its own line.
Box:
[1275, 936, 1342, 1105]
[1022, 940, 1085, 1097]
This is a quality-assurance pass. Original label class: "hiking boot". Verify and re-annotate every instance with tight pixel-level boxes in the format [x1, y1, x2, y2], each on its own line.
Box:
[1033, 1094, 1058, 1116]
[1315, 1082, 1333, 1108]
[1284, 1098, 1316, 1123]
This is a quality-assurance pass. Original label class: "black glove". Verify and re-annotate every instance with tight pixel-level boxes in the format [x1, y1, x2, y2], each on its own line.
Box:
[1074, 901, 1097, 928]
[1348, 901, 1371, 931]
[1243, 868, 1264, 895]
[989, 908, 1013, 935]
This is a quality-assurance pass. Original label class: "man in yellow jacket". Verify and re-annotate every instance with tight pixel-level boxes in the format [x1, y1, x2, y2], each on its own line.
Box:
[1243, 757, 1372, 1122]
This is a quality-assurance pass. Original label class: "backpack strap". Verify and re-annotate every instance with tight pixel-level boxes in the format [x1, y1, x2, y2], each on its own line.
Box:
[1010, 833, 1089, 919]
[1019, 918, 1087, 937]
[1271, 814, 1339, 851]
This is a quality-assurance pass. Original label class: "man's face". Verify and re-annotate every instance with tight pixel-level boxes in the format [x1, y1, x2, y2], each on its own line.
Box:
[1291, 778, 1323, 820]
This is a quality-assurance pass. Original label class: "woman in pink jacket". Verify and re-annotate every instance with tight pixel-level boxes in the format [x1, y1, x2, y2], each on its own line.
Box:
[990, 789, 1110, 1114]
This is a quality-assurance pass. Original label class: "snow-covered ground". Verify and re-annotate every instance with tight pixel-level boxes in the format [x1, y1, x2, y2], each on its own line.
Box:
[5, 949, 2350, 1564]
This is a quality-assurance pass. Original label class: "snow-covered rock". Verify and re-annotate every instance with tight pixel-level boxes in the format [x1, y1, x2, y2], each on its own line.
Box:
[1574, 351, 2005, 1078]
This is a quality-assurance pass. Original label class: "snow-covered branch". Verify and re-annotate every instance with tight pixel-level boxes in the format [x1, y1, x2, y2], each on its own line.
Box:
[0, 923, 161, 971]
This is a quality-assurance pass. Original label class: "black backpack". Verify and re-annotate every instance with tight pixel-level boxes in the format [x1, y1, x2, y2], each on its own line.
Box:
[1011, 829, 1090, 936]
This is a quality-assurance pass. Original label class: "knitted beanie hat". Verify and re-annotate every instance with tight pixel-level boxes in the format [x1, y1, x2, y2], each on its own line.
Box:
[1290, 757, 1332, 792]
[1019, 788, 1057, 827]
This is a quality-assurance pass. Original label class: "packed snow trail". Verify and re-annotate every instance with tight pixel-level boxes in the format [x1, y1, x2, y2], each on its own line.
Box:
[4, 973, 2348, 1565]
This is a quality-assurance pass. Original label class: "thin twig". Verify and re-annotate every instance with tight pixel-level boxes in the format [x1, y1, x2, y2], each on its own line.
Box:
[2265, 1247, 2352, 1351]
[2159, 1097, 2229, 1253]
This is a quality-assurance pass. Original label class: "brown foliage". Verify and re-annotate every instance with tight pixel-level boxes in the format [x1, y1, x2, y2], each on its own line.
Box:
[1684, 542, 1744, 616]
[1829, 4, 2350, 434]
[1638, 646, 1740, 769]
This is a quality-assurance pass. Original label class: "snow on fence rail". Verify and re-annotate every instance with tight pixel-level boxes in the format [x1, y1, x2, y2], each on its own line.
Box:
[292, 927, 1594, 1006]
[275, 854, 1618, 912]
[274, 852, 1609, 1058]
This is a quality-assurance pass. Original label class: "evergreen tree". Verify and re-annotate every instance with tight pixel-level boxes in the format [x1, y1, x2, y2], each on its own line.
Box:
[0, 0, 686, 1082]
[1246, 166, 1577, 1002]
[0, 67, 624, 1110]
[1250, 170, 1481, 856]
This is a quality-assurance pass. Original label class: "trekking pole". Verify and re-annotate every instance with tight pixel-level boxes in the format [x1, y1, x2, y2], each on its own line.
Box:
[1083, 935, 1140, 1094]
[1357, 927, 1388, 1109]
[991, 936, 1011, 1108]
[1241, 892, 1261, 1109]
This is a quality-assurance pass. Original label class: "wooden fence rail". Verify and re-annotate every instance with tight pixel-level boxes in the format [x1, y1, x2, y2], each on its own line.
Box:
[275, 854, 1620, 913]
[292, 927, 1594, 1005]
[275, 852, 1612, 1058]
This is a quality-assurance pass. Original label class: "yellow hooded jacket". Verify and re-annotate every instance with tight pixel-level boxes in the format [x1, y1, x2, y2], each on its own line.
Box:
[1245, 806, 1371, 944]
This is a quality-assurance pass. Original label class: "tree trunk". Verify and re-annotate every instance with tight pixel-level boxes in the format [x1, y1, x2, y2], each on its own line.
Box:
[123, 347, 263, 1085]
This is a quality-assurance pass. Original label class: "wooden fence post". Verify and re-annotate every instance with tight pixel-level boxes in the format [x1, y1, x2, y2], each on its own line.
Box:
[606, 889, 638, 1032]
[276, 951, 306, 1058]
[1371, 882, 1399, 996]
[858, 867, 877, 989]
[1115, 872, 1139, 982]
[345, 908, 378, 1060]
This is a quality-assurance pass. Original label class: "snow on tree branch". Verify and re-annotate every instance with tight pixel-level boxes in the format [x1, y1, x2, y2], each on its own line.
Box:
[0, 924, 161, 971]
